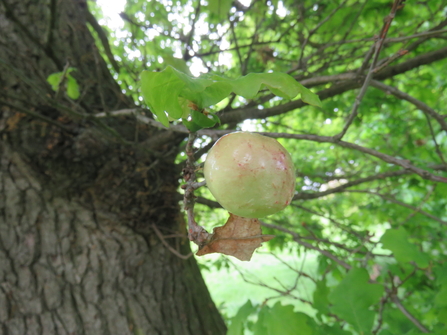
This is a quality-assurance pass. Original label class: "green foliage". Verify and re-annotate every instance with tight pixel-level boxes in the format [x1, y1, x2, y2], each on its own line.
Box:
[140, 66, 321, 128]
[380, 227, 430, 268]
[90, 0, 447, 333]
[230, 72, 321, 104]
[312, 278, 330, 315]
[255, 303, 314, 335]
[328, 268, 384, 334]
[227, 300, 257, 335]
[228, 300, 317, 335]
[207, 0, 232, 22]
[46, 67, 80, 99]
[434, 265, 447, 308]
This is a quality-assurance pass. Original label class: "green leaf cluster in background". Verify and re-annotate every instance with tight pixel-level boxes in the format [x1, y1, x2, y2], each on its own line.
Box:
[329, 268, 384, 334]
[88, 0, 447, 333]
[225, 269, 383, 335]
[46, 67, 80, 99]
[380, 227, 430, 268]
[140, 66, 321, 128]
[207, 0, 232, 22]
[227, 301, 319, 335]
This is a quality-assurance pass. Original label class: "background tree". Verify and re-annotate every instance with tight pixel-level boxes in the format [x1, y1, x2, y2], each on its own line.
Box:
[0, 0, 446, 334]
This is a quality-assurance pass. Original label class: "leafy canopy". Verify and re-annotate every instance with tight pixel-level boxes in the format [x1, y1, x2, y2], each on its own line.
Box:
[88, 0, 447, 334]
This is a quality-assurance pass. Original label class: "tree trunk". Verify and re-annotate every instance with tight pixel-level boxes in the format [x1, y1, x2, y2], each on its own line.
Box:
[0, 1, 226, 334]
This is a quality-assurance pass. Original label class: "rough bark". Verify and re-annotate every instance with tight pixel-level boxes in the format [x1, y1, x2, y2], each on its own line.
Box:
[0, 0, 226, 334]
[0, 144, 225, 335]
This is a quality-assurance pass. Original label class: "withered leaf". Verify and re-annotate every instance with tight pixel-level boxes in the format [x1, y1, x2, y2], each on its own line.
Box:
[196, 213, 275, 261]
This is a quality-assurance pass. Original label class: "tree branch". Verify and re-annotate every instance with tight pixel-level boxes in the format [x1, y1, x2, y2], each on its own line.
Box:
[182, 1, 201, 61]
[260, 221, 352, 270]
[0, 98, 75, 133]
[86, 10, 121, 74]
[183, 132, 211, 247]
[293, 170, 412, 200]
[100, 109, 447, 184]
[151, 224, 193, 260]
[390, 295, 430, 333]
[218, 45, 447, 125]
[296, 0, 349, 70]
[370, 80, 447, 133]
[347, 190, 447, 226]
[191, 130, 447, 184]
[334, 0, 403, 141]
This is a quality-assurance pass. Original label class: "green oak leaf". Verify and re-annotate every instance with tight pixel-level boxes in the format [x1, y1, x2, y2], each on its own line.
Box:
[254, 302, 314, 335]
[141, 68, 185, 126]
[231, 72, 322, 106]
[435, 285, 447, 307]
[140, 66, 321, 128]
[66, 75, 80, 100]
[317, 325, 352, 335]
[380, 227, 429, 268]
[313, 278, 331, 315]
[46, 67, 80, 100]
[328, 268, 384, 334]
[434, 264, 447, 286]
[47, 72, 63, 91]
[191, 110, 220, 128]
[182, 119, 202, 132]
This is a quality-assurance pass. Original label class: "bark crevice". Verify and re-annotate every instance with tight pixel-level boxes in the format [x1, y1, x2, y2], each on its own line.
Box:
[0, 0, 226, 333]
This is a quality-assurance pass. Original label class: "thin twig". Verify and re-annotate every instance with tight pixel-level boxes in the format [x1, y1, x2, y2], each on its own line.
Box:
[229, 20, 244, 73]
[126, 112, 447, 183]
[370, 79, 447, 133]
[194, 28, 447, 59]
[191, 129, 447, 184]
[347, 190, 447, 226]
[293, 204, 365, 240]
[182, 2, 201, 61]
[227, 258, 312, 305]
[373, 49, 408, 73]
[151, 224, 193, 260]
[86, 10, 120, 73]
[240, 17, 263, 75]
[390, 295, 430, 333]
[191, 180, 206, 189]
[297, 0, 349, 69]
[266, 252, 317, 283]
[293, 170, 411, 201]
[326, 28, 447, 50]
[54, 61, 71, 100]
[334, 0, 404, 141]
[400, 186, 437, 226]
[0, 98, 74, 133]
[92, 45, 107, 113]
[425, 115, 447, 165]
[372, 296, 388, 334]
[46, 0, 57, 47]
[357, 40, 376, 75]
[260, 221, 352, 270]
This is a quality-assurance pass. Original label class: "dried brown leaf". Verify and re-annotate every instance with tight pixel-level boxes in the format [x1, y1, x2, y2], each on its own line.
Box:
[196, 213, 275, 261]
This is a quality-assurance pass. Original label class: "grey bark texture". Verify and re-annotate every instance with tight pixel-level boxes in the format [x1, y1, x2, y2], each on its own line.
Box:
[0, 0, 226, 334]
